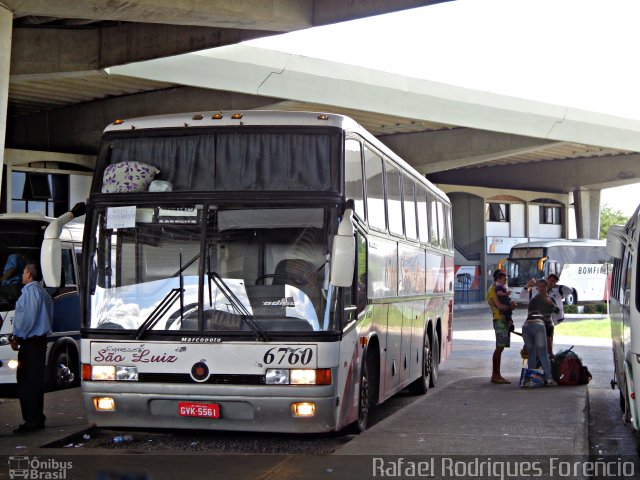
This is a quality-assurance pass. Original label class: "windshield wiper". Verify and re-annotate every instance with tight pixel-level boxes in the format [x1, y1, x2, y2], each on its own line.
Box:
[135, 253, 194, 339]
[208, 271, 268, 341]
[134, 287, 183, 339]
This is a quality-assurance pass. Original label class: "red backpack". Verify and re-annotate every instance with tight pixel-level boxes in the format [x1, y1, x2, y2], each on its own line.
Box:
[552, 347, 592, 385]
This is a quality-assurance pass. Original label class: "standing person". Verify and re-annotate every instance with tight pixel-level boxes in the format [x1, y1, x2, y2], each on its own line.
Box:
[487, 270, 516, 384]
[522, 275, 565, 354]
[10, 264, 54, 434]
[545, 274, 566, 325]
[526, 279, 560, 356]
[521, 312, 556, 386]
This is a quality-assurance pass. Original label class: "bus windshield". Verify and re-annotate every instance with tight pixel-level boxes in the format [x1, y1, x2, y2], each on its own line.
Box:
[0, 219, 47, 311]
[507, 258, 544, 288]
[88, 205, 337, 334]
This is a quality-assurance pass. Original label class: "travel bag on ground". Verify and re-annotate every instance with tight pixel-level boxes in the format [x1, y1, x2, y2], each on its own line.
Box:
[551, 346, 592, 385]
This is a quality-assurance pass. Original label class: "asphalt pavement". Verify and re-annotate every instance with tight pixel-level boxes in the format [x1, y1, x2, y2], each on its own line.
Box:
[0, 305, 634, 480]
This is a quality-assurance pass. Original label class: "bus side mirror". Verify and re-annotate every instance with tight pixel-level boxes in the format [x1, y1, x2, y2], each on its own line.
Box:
[330, 209, 355, 287]
[606, 225, 625, 259]
[40, 205, 84, 288]
[41, 238, 61, 287]
[537, 256, 548, 272]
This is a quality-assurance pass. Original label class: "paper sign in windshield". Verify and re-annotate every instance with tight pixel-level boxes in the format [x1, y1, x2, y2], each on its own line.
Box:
[107, 206, 136, 229]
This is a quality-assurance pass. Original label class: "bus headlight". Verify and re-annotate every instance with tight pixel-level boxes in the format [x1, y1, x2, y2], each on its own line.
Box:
[7, 359, 19, 369]
[91, 365, 116, 381]
[116, 366, 139, 381]
[86, 365, 139, 381]
[292, 369, 332, 385]
[265, 369, 289, 384]
[266, 368, 331, 385]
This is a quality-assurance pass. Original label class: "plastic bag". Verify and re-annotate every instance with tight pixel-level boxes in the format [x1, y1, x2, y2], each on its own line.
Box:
[519, 367, 544, 388]
[149, 180, 173, 192]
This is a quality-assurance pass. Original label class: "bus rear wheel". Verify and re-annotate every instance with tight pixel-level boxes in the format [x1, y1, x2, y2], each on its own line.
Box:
[409, 334, 432, 395]
[429, 334, 440, 388]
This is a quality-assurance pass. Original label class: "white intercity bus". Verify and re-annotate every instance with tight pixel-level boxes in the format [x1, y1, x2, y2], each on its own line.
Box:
[44, 110, 455, 433]
[607, 205, 640, 452]
[0, 212, 83, 391]
[504, 239, 610, 305]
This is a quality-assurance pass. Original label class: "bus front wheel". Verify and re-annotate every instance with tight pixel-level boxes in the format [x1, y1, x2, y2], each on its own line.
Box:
[49, 346, 78, 390]
[353, 356, 373, 433]
[564, 290, 577, 306]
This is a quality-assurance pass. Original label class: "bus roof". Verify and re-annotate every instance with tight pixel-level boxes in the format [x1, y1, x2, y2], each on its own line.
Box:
[511, 239, 606, 250]
[101, 110, 450, 203]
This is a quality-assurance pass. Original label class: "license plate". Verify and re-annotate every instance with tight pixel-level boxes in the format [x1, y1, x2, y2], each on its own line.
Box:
[178, 402, 220, 418]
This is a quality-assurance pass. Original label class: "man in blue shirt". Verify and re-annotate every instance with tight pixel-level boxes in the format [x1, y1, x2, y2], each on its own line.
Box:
[11, 263, 54, 434]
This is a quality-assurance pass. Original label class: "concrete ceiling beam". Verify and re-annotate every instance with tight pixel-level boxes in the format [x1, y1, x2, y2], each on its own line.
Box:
[106, 44, 640, 152]
[10, 23, 276, 76]
[378, 128, 561, 173]
[427, 153, 640, 194]
[3, 0, 313, 31]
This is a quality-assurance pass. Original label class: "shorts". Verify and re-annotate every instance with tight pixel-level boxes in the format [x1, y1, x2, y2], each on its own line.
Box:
[493, 318, 510, 348]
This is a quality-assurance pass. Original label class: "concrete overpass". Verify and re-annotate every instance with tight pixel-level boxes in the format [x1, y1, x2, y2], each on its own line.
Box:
[2, 0, 640, 240]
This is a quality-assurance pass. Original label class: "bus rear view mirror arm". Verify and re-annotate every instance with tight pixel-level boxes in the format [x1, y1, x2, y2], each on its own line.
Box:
[41, 202, 86, 288]
[330, 208, 355, 288]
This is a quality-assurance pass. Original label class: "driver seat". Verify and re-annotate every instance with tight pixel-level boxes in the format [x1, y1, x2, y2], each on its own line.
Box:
[273, 259, 317, 287]
[273, 259, 322, 317]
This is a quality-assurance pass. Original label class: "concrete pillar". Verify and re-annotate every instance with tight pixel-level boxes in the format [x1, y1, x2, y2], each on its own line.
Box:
[0, 4, 12, 199]
[573, 189, 601, 239]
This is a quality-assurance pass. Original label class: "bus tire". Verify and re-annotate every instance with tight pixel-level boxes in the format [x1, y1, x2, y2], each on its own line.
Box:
[564, 290, 577, 306]
[48, 345, 79, 390]
[409, 333, 432, 395]
[352, 355, 374, 433]
[429, 334, 440, 388]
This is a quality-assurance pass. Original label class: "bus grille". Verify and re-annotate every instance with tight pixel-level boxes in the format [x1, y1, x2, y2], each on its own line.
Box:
[137, 373, 266, 385]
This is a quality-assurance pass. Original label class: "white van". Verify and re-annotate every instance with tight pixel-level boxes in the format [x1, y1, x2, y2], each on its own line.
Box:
[607, 206, 640, 453]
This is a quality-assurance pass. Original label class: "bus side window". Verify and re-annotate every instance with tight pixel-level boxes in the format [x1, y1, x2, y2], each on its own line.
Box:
[345, 139, 366, 221]
[75, 247, 83, 285]
[364, 146, 386, 231]
[61, 248, 76, 288]
[356, 232, 367, 316]
[622, 250, 632, 308]
[342, 232, 368, 323]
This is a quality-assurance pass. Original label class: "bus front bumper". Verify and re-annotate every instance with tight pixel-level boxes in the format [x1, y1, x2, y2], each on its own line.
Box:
[82, 381, 340, 433]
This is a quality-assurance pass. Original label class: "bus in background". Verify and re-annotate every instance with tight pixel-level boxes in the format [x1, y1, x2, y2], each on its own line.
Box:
[607, 206, 640, 453]
[0, 209, 84, 392]
[57, 110, 454, 433]
[503, 239, 610, 305]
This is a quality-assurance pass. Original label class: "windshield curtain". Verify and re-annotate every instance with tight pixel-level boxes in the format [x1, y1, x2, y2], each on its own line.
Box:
[88, 205, 339, 334]
[99, 130, 340, 193]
